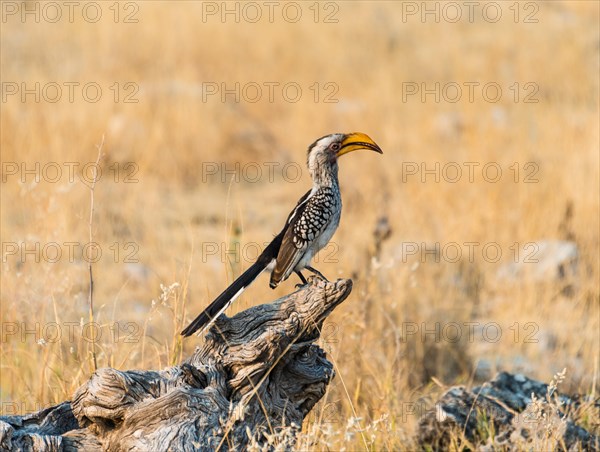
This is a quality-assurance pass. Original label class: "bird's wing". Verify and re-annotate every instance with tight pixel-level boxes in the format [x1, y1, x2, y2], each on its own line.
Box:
[270, 187, 335, 286]
[268, 189, 313, 286]
[283, 188, 313, 226]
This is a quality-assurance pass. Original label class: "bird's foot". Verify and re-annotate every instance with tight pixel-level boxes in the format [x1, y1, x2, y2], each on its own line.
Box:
[305, 266, 329, 282]
[294, 270, 308, 288]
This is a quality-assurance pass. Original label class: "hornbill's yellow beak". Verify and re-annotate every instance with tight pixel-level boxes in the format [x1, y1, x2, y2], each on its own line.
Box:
[337, 132, 383, 157]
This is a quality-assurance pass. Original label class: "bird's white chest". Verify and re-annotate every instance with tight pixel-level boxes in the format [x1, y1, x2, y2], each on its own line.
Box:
[297, 208, 340, 269]
[314, 210, 340, 251]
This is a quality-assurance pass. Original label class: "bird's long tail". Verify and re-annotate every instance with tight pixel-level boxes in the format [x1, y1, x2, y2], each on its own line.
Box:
[181, 233, 283, 337]
[180, 260, 268, 336]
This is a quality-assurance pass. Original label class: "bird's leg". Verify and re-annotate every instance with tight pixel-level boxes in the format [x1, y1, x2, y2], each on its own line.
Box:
[295, 270, 308, 288]
[305, 266, 329, 281]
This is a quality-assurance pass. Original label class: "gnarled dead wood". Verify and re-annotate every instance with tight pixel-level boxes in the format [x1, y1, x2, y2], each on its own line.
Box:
[0, 277, 352, 451]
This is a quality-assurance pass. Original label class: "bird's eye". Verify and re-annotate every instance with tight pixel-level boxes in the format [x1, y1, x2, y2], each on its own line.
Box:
[330, 142, 341, 151]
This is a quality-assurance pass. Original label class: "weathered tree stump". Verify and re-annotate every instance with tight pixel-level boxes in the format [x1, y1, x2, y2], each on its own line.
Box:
[0, 277, 353, 451]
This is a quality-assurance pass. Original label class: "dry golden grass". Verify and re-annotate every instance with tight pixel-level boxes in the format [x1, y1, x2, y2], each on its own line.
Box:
[1, 1, 598, 449]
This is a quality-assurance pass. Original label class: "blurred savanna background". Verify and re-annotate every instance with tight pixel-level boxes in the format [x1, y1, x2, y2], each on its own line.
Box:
[1, 0, 599, 448]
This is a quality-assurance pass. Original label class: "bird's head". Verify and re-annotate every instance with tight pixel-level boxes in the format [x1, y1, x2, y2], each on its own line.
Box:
[307, 132, 383, 182]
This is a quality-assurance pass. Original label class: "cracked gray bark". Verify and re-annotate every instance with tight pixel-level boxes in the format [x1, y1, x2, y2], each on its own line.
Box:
[0, 277, 353, 451]
[417, 372, 599, 451]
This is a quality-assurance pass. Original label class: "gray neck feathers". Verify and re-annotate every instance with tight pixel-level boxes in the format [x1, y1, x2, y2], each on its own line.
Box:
[310, 158, 338, 188]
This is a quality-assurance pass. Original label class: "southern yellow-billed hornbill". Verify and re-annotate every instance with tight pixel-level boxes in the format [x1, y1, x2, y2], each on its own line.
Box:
[181, 133, 382, 337]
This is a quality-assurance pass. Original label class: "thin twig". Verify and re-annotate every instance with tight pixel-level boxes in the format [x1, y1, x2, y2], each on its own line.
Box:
[87, 135, 104, 371]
